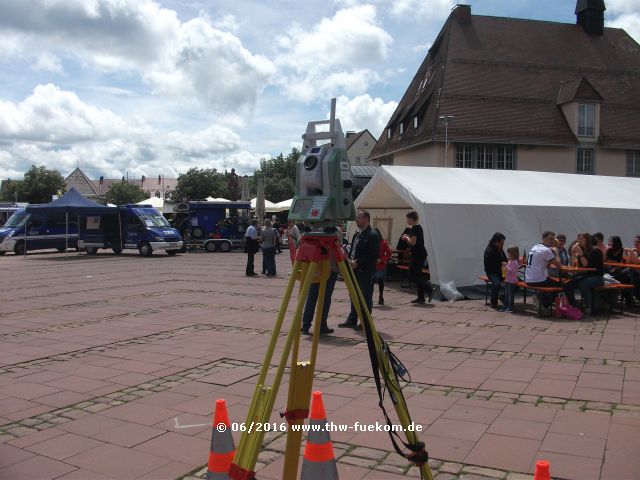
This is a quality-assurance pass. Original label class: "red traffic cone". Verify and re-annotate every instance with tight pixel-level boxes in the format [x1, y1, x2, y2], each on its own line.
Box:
[300, 391, 338, 480]
[207, 399, 235, 480]
[534, 460, 550, 480]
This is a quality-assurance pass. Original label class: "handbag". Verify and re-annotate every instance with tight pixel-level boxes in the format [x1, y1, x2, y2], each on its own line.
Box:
[553, 294, 566, 319]
[556, 295, 584, 320]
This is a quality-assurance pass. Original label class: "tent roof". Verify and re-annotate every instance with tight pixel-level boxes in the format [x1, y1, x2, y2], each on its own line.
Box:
[357, 166, 640, 209]
[26, 187, 114, 214]
[275, 198, 293, 209]
[136, 196, 164, 208]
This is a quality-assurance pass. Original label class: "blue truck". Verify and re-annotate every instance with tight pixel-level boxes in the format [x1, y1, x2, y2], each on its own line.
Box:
[79, 205, 183, 256]
[0, 208, 79, 255]
[171, 200, 250, 252]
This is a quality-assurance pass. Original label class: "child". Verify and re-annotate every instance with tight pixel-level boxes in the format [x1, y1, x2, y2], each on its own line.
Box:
[374, 228, 392, 305]
[502, 246, 520, 313]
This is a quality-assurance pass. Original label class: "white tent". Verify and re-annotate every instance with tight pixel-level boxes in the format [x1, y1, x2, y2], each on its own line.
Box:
[275, 198, 293, 210]
[250, 197, 282, 213]
[136, 196, 164, 209]
[206, 196, 231, 202]
[355, 166, 640, 287]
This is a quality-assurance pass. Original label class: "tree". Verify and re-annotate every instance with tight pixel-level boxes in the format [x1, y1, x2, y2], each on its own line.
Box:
[251, 148, 299, 202]
[0, 180, 23, 202]
[20, 166, 67, 204]
[172, 168, 229, 201]
[105, 181, 147, 205]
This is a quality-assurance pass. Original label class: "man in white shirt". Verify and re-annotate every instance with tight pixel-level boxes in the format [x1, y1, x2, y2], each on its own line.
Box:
[525, 231, 562, 309]
[244, 219, 259, 276]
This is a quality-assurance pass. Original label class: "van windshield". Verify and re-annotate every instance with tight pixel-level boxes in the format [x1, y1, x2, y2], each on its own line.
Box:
[4, 212, 28, 227]
[138, 213, 170, 228]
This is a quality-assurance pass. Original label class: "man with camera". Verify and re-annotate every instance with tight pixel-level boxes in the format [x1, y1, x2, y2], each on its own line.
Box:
[339, 209, 379, 331]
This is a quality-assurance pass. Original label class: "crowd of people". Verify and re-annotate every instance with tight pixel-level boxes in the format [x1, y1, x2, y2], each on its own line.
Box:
[244, 210, 434, 335]
[484, 230, 640, 316]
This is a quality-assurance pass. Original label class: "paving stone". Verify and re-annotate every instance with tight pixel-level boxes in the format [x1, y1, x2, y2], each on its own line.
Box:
[339, 455, 378, 468]
[461, 465, 508, 478]
[439, 462, 463, 474]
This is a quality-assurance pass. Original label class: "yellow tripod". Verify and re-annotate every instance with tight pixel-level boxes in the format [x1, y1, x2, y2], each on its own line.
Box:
[229, 232, 433, 480]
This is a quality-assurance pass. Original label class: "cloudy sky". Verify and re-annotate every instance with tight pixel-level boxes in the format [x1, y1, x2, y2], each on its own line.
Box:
[0, 0, 638, 181]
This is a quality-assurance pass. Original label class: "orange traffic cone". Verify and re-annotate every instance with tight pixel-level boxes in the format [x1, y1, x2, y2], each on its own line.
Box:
[534, 460, 550, 480]
[300, 391, 338, 480]
[207, 399, 235, 480]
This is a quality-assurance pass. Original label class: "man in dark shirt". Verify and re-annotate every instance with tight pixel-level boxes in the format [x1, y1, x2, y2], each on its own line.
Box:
[484, 232, 507, 309]
[339, 209, 379, 331]
[401, 211, 433, 303]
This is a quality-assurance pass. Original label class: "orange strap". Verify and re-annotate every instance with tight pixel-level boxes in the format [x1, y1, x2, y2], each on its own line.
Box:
[304, 441, 335, 463]
[208, 451, 235, 473]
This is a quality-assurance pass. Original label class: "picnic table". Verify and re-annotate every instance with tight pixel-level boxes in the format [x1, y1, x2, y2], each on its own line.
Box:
[605, 261, 640, 270]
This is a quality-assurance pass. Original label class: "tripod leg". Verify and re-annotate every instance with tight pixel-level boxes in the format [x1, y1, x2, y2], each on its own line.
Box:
[282, 259, 329, 479]
[232, 261, 318, 478]
[337, 260, 434, 480]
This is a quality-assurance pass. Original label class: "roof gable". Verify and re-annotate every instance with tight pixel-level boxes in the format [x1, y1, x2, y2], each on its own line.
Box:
[557, 77, 604, 105]
[65, 168, 101, 197]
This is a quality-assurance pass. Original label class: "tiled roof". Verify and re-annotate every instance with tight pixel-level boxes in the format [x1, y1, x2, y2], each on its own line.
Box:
[370, 11, 640, 159]
[346, 130, 372, 150]
[65, 168, 102, 197]
[557, 77, 604, 105]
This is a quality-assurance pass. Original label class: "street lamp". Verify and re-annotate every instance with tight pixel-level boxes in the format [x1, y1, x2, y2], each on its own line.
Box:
[438, 115, 455, 168]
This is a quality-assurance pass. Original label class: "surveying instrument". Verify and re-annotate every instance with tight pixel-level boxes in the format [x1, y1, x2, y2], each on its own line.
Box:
[229, 99, 432, 480]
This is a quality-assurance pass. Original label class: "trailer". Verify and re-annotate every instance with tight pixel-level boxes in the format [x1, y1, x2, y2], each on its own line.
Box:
[170, 200, 250, 252]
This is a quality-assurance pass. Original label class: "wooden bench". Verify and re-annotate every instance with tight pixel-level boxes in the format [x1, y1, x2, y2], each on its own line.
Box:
[594, 283, 635, 314]
[397, 264, 430, 288]
[479, 276, 563, 317]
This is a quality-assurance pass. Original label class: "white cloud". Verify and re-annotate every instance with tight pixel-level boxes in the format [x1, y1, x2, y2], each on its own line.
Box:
[0, 0, 275, 118]
[607, 0, 640, 44]
[413, 43, 432, 53]
[212, 14, 241, 34]
[31, 53, 63, 74]
[0, 84, 247, 179]
[335, 94, 398, 139]
[275, 5, 393, 102]
[607, 0, 640, 14]
[388, 0, 456, 21]
[146, 17, 275, 116]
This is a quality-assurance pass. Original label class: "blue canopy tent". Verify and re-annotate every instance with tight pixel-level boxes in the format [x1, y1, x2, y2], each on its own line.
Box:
[25, 187, 114, 256]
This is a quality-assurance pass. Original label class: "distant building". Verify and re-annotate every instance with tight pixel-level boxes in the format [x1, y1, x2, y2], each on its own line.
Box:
[346, 130, 378, 166]
[64, 168, 178, 200]
[370, 1, 640, 177]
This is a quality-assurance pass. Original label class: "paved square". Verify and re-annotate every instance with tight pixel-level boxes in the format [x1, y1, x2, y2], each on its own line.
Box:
[1, 250, 639, 479]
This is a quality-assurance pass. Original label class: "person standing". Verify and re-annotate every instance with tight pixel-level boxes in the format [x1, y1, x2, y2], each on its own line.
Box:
[402, 211, 433, 304]
[301, 258, 339, 335]
[286, 220, 301, 265]
[374, 228, 392, 305]
[484, 232, 507, 309]
[244, 219, 259, 276]
[502, 246, 520, 313]
[260, 219, 279, 277]
[339, 210, 379, 331]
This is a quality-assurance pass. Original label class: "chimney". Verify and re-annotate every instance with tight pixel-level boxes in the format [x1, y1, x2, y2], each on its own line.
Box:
[575, 0, 606, 36]
[452, 4, 471, 24]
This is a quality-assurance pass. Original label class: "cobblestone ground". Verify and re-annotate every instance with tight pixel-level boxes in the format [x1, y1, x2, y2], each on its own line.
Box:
[0, 249, 639, 480]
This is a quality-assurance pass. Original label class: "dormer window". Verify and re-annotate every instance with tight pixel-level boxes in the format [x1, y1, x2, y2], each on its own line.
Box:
[578, 104, 595, 137]
[399, 123, 404, 136]
[387, 128, 392, 140]
[413, 116, 418, 129]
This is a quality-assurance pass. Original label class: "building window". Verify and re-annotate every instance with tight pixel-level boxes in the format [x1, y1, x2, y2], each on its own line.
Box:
[627, 150, 640, 177]
[155, 191, 161, 198]
[364, 142, 368, 147]
[413, 116, 419, 129]
[577, 148, 595, 174]
[455, 144, 515, 170]
[476, 146, 494, 169]
[387, 128, 392, 140]
[399, 122, 404, 136]
[578, 104, 595, 137]
[355, 156, 362, 164]
[495, 146, 514, 170]
[455, 145, 473, 168]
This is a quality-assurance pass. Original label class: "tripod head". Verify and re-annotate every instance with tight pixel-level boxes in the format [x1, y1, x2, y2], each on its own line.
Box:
[288, 98, 356, 227]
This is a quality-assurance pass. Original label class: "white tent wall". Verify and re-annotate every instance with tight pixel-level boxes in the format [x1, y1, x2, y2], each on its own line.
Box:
[355, 166, 640, 287]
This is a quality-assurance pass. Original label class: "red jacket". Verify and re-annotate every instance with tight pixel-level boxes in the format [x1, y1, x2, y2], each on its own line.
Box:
[376, 240, 392, 271]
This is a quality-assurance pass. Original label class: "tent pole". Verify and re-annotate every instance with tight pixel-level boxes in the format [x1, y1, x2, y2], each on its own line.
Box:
[119, 210, 123, 253]
[65, 212, 68, 258]
[24, 217, 28, 259]
[77, 214, 80, 255]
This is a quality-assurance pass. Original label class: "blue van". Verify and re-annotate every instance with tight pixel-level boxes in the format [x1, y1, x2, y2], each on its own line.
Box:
[0, 209, 79, 255]
[79, 205, 183, 256]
